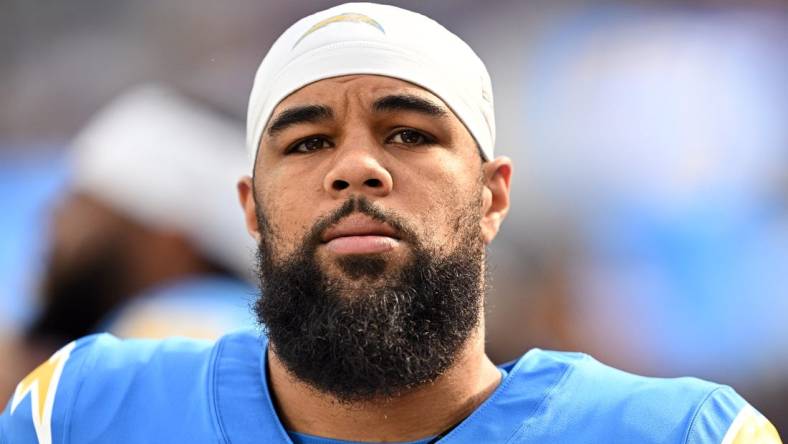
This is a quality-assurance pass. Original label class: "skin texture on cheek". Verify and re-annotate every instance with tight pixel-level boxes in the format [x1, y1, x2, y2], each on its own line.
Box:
[252, 173, 317, 260]
[387, 135, 485, 255]
[411, 168, 485, 256]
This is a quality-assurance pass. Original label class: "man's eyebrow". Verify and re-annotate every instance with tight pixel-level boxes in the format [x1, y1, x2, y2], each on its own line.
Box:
[266, 104, 333, 137]
[372, 94, 448, 118]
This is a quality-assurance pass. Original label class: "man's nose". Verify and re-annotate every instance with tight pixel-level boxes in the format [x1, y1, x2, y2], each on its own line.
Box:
[322, 142, 393, 199]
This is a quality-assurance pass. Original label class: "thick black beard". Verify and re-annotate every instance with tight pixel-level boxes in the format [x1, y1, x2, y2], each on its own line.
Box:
[254, 196, 484, 403]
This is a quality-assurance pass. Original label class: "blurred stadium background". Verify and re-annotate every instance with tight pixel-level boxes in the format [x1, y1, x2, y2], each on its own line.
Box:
[1, 0, 786, 430]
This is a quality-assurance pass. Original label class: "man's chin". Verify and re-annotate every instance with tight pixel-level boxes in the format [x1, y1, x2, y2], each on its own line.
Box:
[315, 246, 412, 279]
[325, 254, 393, 281]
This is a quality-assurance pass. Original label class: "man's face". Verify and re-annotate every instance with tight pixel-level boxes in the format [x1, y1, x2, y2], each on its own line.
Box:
[253, 75, 487, 277]
[240, 75, 511, 401]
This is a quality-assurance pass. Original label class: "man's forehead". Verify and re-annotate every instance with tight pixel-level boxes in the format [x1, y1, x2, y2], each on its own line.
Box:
[271, 74, 447, 113]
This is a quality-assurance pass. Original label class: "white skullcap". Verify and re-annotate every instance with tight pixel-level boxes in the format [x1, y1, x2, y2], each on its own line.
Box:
[246, 2, 495, 163]
[70, 84, 255, 280]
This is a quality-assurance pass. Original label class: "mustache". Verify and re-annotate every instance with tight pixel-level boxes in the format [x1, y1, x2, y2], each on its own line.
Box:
[303, 196, 419, 249]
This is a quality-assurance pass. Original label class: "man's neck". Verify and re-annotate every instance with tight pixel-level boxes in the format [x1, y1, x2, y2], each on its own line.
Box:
[267, 329, 501, 442]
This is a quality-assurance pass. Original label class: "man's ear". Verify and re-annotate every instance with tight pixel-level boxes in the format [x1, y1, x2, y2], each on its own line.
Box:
[237, 175, 261, 242]
[480, 156, 512, 244]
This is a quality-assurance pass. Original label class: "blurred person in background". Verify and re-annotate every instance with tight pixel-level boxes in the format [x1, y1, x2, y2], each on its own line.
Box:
[0, 84, 255, 401]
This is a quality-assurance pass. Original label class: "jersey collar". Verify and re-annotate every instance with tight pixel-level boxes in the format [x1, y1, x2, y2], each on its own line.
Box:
[212, 331, 571, 443]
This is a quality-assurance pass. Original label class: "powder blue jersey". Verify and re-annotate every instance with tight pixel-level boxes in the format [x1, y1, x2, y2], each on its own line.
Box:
[1, 330, 781, 444]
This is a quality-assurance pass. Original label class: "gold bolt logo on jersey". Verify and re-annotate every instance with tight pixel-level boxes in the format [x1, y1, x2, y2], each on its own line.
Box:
[294, 13, 385, 48]
[722, 405, 782, 444]
[11, 341, 76, 444]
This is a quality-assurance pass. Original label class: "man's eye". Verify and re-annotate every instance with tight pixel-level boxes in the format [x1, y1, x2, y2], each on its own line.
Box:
[388, 129, 432, 145]
[288, 136, 331, 153]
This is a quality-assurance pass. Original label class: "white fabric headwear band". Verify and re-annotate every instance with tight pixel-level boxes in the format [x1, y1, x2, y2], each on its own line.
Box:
[246, 2, 495, 163]
[70, 84, 255, 280]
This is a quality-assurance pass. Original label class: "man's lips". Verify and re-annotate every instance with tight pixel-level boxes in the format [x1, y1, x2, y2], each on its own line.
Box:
[321, 214, 401, 255]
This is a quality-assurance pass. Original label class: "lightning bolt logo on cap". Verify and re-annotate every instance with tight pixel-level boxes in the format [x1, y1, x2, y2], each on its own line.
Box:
[294, 12, 385, 48]
[11, 341, 76, 444]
